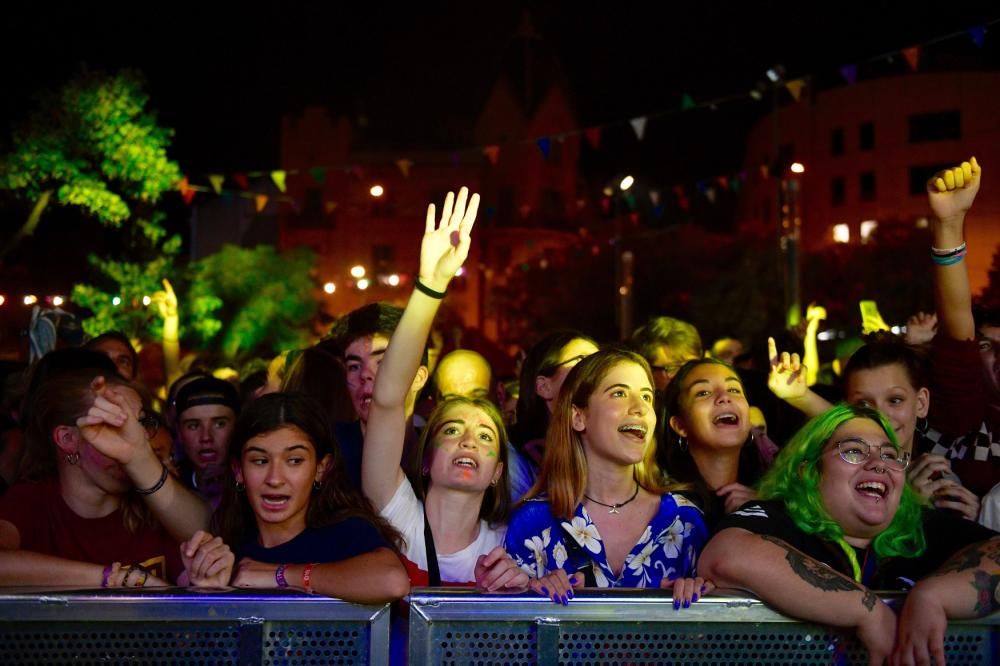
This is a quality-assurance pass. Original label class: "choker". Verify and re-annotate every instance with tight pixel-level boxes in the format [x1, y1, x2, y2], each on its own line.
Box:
[584, 483, 640, 514]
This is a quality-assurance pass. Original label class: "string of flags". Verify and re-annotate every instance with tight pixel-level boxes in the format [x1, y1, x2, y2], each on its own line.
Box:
[175, 20, 996, 217]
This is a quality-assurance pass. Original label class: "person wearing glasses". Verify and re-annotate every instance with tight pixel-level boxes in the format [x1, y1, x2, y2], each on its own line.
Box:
[699, 404, 1000, 665]
[630, 316, 703, 393]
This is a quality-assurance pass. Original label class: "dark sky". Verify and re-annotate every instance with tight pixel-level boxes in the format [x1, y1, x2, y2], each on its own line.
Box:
[3, 2, 1000, 182]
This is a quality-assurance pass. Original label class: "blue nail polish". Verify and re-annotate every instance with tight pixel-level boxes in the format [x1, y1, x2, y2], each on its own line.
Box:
[700, 584, 707, 593]
[683, 600, 690, 608]
[692, 594, 699, 603]
[562, 595, 569, 606]
[567, 590, 574, 599]
[673, 600, 680, 610]
[541, 587, 548, 596]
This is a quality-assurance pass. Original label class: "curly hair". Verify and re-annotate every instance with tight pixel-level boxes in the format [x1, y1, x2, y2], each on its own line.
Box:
[757, 403, 927, 581]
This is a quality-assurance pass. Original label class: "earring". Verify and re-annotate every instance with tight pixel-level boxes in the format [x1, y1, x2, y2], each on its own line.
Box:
[677, 437, 688, 453]
[64, 452, 80, 466]
[490, 478, 498, 487]
[421, 466, 430, 477]
[235, 481, 245, 493]
[312, 480, 321, 493]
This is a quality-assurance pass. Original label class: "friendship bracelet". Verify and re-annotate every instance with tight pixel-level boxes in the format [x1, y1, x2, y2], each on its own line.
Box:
[931, 249, 967, 266]
[135, 463, 169, 496]
[275, 563, 289, 588]
[302, 563, 317, 594]
[101, 563, 114, 588]
[930, 241, 967, 257]
[414, 279, 446, 299]
[122, 564, 148, 588]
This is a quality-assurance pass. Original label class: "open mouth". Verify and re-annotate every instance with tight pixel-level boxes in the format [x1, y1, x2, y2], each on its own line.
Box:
[855, 481, 887, 499]
[198, 449, 220, 463]
[712, 413, 740, 427]
[453, 457, 478, 469]
[261, 494, 290, 509]
[618, 424, 648, 439]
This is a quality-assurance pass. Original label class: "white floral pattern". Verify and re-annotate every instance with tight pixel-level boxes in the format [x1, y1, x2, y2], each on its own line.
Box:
[504, 495, 708, 589]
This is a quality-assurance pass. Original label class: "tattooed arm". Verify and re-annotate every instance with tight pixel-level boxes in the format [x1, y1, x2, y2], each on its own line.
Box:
[894, 537, 1000, 666]
[700, 528, 895, 666]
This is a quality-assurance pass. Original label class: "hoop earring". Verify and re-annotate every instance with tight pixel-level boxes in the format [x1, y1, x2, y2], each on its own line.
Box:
[64, 452, 80, 466]
[235, 481, 245, 493]
[678, 436, 688, 453]
[312, 480, 321, 493]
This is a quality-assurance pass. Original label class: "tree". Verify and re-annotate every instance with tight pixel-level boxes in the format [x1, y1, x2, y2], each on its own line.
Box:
[981, 244, 1000, 308]
[0, 69, 181, 262]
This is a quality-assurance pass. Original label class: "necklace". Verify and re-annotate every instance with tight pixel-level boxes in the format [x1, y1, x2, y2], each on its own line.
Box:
[584, 483, 640, 514]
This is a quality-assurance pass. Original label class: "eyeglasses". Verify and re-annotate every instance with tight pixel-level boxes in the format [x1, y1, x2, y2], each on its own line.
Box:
[835, 438, 910, 471]
[542, 354, 588, 375]
[138, 413, 160, 439]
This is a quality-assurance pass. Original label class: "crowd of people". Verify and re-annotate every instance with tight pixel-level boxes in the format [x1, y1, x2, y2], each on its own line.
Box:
[1, 159, 999, 665]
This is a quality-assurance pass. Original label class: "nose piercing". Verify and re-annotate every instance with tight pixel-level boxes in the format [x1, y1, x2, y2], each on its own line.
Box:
[874, 464, 886, 474]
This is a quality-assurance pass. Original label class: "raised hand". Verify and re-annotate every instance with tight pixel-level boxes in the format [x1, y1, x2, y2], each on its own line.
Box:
[903, 312, 937, 346]
[928, 157, 981, 225]
[419, 187, 480, 293]
[767, 337, 808, 401]
[181, 530, 234, 587]
[150, 278, 178, 320]
[76, 376, 148, 465]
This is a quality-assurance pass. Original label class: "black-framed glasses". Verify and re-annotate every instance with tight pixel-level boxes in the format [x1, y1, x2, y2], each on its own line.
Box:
[541, 354, 588, 376]
[138, 413, 159, 439]
[836, 438, 910, 471]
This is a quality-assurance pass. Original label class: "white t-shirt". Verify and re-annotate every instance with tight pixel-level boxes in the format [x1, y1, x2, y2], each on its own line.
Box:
[381, 477, 505, 584]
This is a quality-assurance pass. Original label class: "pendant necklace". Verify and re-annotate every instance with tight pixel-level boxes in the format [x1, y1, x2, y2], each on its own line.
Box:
[584, 483, 640, 514]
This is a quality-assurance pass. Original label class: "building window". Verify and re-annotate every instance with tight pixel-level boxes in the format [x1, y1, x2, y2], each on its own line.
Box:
[860, 220, 878, 244]
[909, 163, 954, 195]
[833, 223, 850, 243]
[372, 244, 394, 272]
[908, 110, 960, 143]
[831, 128, 844, 156]
[831, 176, 846, 207]
[859, 122, 875, 151]
[859, 171, 876, 202]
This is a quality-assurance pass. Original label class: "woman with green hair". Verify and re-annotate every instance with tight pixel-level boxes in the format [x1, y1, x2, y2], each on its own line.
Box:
[699, 404, 999, 665]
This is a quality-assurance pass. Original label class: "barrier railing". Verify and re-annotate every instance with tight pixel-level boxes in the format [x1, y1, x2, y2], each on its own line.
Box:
[408, 588, 1000, 666]
[0, 588, 389, 666]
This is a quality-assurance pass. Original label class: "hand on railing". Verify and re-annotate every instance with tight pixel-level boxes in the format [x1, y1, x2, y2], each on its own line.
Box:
[529, 569, 584, 605]
[661, 576, 714, 610]
[180, 530, 234, 587]
[475, 546, 530, 593]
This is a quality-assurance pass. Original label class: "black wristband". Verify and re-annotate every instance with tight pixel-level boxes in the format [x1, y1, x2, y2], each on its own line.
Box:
[414, 279, 446, 299]
[135, 463, 169, 496]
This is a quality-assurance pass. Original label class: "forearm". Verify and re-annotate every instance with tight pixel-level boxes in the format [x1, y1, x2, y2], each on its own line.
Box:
[286, 549, 410, 604]
[932, 215, 975, 341]
[371, 289, 441, 408]
[803, 321, 821, 387]
[785, 389, 832, 418]
[125, 448, 210, 541]
[922, 538, 1000, 619]
[0, 550, 105, 587]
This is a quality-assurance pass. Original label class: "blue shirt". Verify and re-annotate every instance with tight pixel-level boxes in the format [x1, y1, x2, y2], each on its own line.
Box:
[504, 493, 707, 588]
[238, 518, 389, 564]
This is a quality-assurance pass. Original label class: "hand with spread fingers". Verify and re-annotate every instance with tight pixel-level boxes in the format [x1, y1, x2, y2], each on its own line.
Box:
[903, 311, 938, 346]
[419, 186, 479, 294]
[475, 546, 530, 593]
[767, 337, 808, 402]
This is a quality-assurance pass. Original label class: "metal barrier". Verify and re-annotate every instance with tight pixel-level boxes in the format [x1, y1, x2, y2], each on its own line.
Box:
[408, 588, 1000, 666]
[0, 587, 390, 665]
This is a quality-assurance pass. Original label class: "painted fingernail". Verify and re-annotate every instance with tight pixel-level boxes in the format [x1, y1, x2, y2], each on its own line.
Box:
[700, 584, 706, 593]
[674, 600, 680, 610]
[541, 587, 548, 596]
[567, 590, 574, 599]
[683, 600, 690, 608]
[562, 595, 569, 606]
[692, 594, 699, 603]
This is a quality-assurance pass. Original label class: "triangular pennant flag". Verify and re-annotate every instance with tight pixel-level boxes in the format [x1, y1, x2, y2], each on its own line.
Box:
[695, 180, 708, 195]
[625, 193, 637, 210]
[255, 194, 268, 213]
[177, 177, 195, 205]
[395, 159, 413, 178]
[649, 190, 660, 206]
[730, 175, 742, 193]
[270, 170, 287, 193]
[600, 198, 611, 214]
[324, 201, 338, 214]
[630, 116, 647, 141]
[629, 211, 640, 225]
[717, 176, 730, 190]
[968, 26, 986, 48]
[536, 137, 551, 159]
[232, 173, 249, 190]
[680, 94, 696, 110]
[901, 46, 919, 71]
[483, 145, 500, 165]
[584, 127, 601, 150]
[309, 167, 327, 184]
[177, 176, 189, 193]
[840, 64, 858, 86]
[705, 186, 717, 204]
[760, 164, 770, 179]
[653, 205, 665, 219]
[208, 174, 225, 195]
[785, 79, 805, 102]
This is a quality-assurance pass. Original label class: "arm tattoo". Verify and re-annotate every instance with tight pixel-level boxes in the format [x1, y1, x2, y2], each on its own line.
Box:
[760, 535, 877, 611]
[971, 570, 1000, 617]
[935, 539, 1000, 577]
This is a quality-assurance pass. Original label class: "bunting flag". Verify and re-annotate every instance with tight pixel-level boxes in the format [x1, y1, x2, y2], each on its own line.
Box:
[717, 175, 730, 190]
[969, 26, 986, 48]
[759, 164, 770, 179]
[630, 116, 647, 141]
[625, 193, 637, 211]
[730, 175, 742, 193]
[600, 198, 611, 214]
[255, 194, 268, 213]
[840, 64, 858, 85]
[232, 173, 249, 190]
[324, 201, 338, 214]
[584, 127, 601, 150]
[649, 190, 660, 206]
[901, 46, 919, 71]
[395, 159, 413, 178]
[536, 137, 551, 159]
[705, 186, 717, 204]
[695, 180, 708, 195]
[208, 174, 225, 195]
[271, 170, 287, 193]
[785, 79, 805, 102]
[309, 166, 327, 184]
[749, 89, 764, 101]
[680, 94, 696, 110]
[483, 145, 500, 165]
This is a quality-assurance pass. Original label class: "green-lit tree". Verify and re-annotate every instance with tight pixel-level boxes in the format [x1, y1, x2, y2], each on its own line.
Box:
[0, 69, 181, 262]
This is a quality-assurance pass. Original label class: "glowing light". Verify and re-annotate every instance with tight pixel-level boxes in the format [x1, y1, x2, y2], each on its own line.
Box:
[369, 185, 384, 198]
[23, 295, 38, 306]
[0, 295, 5, 306]
[619, 175, 635, 191]
[356, 278, 370, 290]
[790, 162, 805, 174]
[833, 224, 850, 244]
[142, 295, 152, 306]
[915, 216, 929, 229]
[602, 186, 614, 197]
[860, 220, 878, 244]
[766, 68, 781, 83]
[618, 286, 629, 296]
[387, 274, 400, 286]
[890, 326, 902, 335]
[350, 265, 366, 279]
[51, 296, 64, 307]
[817, 329, 838, 341]
[323, 282, 336, 294]
[454, 267, 464, 277]
[112, 296, 122, 306]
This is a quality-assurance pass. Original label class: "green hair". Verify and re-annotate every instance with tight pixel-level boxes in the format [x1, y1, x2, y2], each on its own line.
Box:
[758, 404, 927, 581]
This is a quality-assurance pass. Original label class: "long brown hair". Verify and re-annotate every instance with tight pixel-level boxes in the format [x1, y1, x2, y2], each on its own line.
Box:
[413, 397, 511, 526]
[524, 348, 679, 519]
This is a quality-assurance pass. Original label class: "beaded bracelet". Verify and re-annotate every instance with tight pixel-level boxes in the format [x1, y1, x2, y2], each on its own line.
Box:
[930, 241, 967, 257]
[122, 564, 149, 588]
[414, 279, 446, 299]
[135, 463, 169, 496]
[302, 563, 317, 594]
[101, 563, 114, 588]
[275, 563, 289, 588]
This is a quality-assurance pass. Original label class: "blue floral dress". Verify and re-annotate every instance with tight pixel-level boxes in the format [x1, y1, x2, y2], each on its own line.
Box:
[504, 493, 708, 588]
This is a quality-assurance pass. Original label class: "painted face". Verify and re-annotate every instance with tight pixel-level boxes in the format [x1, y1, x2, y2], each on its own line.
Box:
[539, 338, 600, 411]
[574, 361, 656, 467]
[649, 346, 700, 392]
[91, 339, 136, 380]
[237, 426, 327, 545]
[178, 404, 236, 472]
[818, 418, 905, 544]
[670, 363, 750, 452]
[844, 364, 928, 453]
[344, 333, 389, 423]
[979, 325, 1000, 399]
[426, 403, 503, 493]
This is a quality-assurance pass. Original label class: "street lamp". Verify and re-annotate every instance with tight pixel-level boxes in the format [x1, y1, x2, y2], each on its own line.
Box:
[350, 265, 366, 279]
[323, 282, 336, 294]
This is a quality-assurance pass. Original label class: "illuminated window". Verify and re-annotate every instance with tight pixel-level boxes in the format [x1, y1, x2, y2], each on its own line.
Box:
[833, 224, 850, 244]
[860, 220, 878, 244]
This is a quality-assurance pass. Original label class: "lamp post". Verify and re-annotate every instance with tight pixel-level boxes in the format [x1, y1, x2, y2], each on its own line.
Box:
[781, 163, 804, 328]
[615, 175, 636, 341]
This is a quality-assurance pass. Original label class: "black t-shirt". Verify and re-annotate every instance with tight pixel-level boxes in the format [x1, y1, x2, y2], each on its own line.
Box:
[717, 499, 998, 590]
[237, 518, 389, 564]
